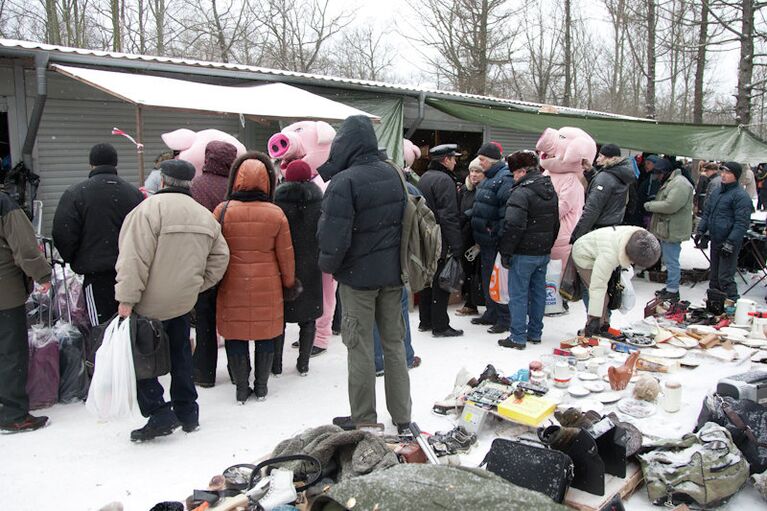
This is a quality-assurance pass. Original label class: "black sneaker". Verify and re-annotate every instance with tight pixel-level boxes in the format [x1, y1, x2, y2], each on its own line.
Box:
[655, 288, 681, 302]
[417, 323, 432, 332]
[0, 414, 48, 434]
[396, 422, 412, 435]
[181, 419, 200, 433]
[433, 327, 464, 338]
[471, 317, 493, 325]
[498, 337, 526, 350]
[487, 324, 508, 334]
[310, 346, 326, 357]
[130, 416, 181, 442]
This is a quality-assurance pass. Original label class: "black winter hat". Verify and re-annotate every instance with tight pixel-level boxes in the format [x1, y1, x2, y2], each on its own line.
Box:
[477, 142, 502, 160]
[506, 150, 538, 172]
[599, 144, 621, 158]
[722, 161, 743, 180]
[160, 159, 196, 181]
[89, 143, 118, 167]
[625, 230, 661, 269]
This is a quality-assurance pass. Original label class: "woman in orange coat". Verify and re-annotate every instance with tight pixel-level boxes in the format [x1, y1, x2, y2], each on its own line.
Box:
[214, 152, 296, 403]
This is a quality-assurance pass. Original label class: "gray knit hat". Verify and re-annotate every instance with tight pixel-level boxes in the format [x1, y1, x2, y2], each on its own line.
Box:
[625, 230, 661, 269]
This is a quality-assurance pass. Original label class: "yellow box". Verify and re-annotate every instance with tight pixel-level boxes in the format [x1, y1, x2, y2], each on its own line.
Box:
[497, 394, 556, 427]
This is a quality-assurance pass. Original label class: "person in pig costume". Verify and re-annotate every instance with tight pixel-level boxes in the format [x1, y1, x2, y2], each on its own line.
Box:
[162, 128, 246, 176]
[268, 121, 337, 355]
[536, 127, 597, 266]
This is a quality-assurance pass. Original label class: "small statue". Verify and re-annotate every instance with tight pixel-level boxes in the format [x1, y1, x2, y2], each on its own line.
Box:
[608, 351, 640, 391]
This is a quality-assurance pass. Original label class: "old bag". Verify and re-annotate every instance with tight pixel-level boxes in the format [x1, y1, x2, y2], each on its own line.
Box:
[89, 314, 170, 380]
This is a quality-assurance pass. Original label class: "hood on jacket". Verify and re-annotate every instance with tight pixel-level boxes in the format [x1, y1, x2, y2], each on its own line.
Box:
[318, 115, 379, 181]
[602, 158, 636, 185]
[516, 170, 555, 200]
[464, 175, 475, 191]
[227, 151, 276, 199]
[275, 180, 323, 205]
[203, 140, 238, 177]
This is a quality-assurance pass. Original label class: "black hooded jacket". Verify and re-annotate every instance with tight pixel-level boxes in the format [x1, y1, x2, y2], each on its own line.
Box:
[571, 158, 636, 242]
[52, 165, 143, 275]
[417, 160, 463, 258]
[316, 116, 405, 290]
[499, 169, 560, 257]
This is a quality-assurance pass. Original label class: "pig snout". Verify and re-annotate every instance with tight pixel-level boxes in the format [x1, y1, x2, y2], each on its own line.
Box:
[268, 132, 304, 160]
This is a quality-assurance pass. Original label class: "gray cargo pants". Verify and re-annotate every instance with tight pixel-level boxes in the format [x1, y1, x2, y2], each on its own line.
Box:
[339, 284, 411, 425]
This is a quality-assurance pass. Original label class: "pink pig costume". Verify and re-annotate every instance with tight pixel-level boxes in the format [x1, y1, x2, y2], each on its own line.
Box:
[162, 128, 246, 176]
[536, 127, 597, 264]
[268, 121, 338, 349]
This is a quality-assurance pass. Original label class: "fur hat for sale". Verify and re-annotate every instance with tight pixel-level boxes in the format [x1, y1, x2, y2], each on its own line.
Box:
[506, 150, 539, 172]
[625, 230, 661, 269]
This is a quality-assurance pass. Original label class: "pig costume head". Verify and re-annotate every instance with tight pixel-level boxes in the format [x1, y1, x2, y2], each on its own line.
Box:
[536, 127, 597, 174]
[161, 129, 246, 176]
[403, 139, 421, 170]
[267, 121, 336, 175]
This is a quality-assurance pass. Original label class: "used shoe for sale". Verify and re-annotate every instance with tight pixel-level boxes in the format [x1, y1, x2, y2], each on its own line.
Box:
[498, 337, 526, 350]
[487, 324, 508, 334]
[256, 468, 297, 511]
[655, 288, 681, 302]
[433, 327, 464, 337]
[130, 416, 181, 442]
[0, 414, 48, 434]
[433, 367, 475, 415]
[471, 317, 493, 325]
[455, 306, 479, 316]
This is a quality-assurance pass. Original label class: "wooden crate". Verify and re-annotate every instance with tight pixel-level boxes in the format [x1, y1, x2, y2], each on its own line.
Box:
[564, 462, 643, 511]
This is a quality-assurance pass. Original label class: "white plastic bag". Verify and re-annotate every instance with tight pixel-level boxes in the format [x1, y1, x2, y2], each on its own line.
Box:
[619, 266, 636, 314]
[489, 253, 509, 304]
[544, 258, 564, 314]
[86, 317, 138, 420]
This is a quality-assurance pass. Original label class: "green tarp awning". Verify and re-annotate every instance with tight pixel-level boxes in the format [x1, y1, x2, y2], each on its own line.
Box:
[427, 98, 767, 163]
[332, 93, 404, 165]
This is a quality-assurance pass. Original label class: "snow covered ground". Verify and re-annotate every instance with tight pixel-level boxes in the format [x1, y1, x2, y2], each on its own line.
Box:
[2, 241, 766, 510]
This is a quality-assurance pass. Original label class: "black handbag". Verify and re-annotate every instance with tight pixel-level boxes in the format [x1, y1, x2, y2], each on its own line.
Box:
[607, 268, 624, 311]
[438, 255, 465, 293]
[480, 437, 574, 503]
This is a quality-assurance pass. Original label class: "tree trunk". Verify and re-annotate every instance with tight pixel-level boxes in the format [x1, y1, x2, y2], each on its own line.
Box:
[646, 0, 656, 119]
[154, 0, 165, 55]
[211, 0, 230, 63]
[735, 0, 754, 125]
[111, 0, 122, 52]
[693, 0, 707, 124]
[563, 0, 572, 107]
[45, 0, 61, 45]
[138, 0, 146, 54]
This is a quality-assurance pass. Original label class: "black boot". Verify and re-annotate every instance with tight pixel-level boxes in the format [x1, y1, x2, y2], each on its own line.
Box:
[296, 321, 316, 376]
[254, 349, 274, 401]
[228, 354, 251, 404]
[272, 333, 284, 376]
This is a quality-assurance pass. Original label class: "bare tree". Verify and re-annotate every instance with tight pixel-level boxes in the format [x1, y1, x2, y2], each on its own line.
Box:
[330, 25, 395, 81]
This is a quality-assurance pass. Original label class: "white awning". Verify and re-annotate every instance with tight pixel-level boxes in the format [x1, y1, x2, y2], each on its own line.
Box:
[51, 64, 379, 122]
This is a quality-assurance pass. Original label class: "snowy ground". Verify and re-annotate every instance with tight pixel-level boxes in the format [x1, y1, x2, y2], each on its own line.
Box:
[3, 241, 766, 510]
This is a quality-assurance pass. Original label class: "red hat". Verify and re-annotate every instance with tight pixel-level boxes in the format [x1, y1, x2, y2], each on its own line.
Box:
[285, 160, 312, 182]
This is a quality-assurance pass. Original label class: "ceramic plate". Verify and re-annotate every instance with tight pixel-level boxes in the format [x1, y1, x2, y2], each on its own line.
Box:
[568, 386, 590, 397]
[719, 327, 748, 341]
[578, 372, 599, 381]
[617, 398, 656, 418]
[687, 325, 717, 336]
[667, 336, 699, 349]
[584, 381, 606, 393]
[742, 338, 767, 348]
[598, 391, 622, 404]
[642, 347, 687, 359]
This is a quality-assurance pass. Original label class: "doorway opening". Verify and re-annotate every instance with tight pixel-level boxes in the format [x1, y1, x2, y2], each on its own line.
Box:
[408, 129, 484, 179]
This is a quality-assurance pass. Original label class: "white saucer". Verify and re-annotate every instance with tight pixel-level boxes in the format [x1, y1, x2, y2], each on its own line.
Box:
[578, 372, 599, 381]
[584, 381, 606, 393]
[598, 391, 622, 404]
[568, 386, 590, 397]
[617, 398, 656, 418]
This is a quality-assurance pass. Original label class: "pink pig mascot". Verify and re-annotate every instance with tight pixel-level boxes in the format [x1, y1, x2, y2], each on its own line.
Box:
[536, 127, 597, 264]
[268, 121, 337, 352]
[162, 128, 246, 175]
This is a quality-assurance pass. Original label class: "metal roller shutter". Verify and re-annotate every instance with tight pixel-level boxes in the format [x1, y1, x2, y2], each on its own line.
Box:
[486, 127, 541, 154]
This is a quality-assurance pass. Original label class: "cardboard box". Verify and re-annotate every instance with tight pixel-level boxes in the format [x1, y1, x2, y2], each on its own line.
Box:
[497, 394, 556, 427]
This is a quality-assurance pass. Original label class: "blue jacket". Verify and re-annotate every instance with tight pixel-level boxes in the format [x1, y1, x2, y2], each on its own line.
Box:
[470, 161, 514, 246]
[697, 181, 753, 245]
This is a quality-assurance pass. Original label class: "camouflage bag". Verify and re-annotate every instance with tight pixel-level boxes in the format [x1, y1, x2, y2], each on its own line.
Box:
[638, 422, 749, 508]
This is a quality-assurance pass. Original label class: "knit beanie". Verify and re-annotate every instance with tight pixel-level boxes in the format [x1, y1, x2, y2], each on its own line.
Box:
[625, 230, 661, 269]
[285, 160, 312, 182]
[160, 159, 196, 181]
[203, 141, 238, 177]
[722, 161, 743, 180]
[477, 142, 502, 160]
[506, 150, 539, 172]
[599, 144, 621, 158]
[89, 143, 118, 167]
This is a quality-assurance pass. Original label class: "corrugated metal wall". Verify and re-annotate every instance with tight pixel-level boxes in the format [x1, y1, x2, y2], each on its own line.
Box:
[486, 127, 541, 153]
[28, 71, 275, 234]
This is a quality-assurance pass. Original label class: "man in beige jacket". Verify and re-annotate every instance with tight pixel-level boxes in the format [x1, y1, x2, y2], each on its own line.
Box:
[116, 159, 229, 442]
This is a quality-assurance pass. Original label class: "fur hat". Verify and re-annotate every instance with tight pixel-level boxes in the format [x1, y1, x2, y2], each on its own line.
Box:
[477, 142, 502, 160]
[89, 143, 118, 167]
[625, 230, 661, 269]
[468, 157, 483, 172]
[203, 141, 238, 177]
[599, 144, 621, 158]
[722, 161, 743, 180]
[285, 160, 312, 182]
[506, 150, 538, 172]
[160, 159, 195, 181]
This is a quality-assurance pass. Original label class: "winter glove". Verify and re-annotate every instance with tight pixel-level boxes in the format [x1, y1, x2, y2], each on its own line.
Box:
[720, 241, 735, 257]
[694, 234, 709, 250]
[583, 316, 602, 337]
[501, 255, 511, 269]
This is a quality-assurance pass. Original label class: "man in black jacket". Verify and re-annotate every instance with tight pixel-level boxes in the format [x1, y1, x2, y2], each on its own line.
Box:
[52, 143, 143, 326]
[416, 144, 464, 338]
[498, 155, 560, 350]
[570, 144, 635, 242]
[317, 115, 411, 432]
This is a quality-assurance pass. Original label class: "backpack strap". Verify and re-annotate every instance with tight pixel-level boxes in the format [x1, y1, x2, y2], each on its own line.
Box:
[218, 200, 230, 225]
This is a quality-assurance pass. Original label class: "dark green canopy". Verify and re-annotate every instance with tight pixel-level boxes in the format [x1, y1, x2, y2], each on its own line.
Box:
[427, 98, 767, 163]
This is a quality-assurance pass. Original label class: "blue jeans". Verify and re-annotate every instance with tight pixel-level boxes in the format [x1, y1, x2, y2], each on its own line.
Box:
[660, 241, 681, 292]
[479, 244, 509, 328]
[508, 255, 549, 344]
[374, 287, 414, 372]
[136, 314, 198, 426]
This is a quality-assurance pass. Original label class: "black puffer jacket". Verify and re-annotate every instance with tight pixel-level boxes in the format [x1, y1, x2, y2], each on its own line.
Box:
[459, 177, 477, 250]
[571, 158, 635, 242]
[275, 180, 323, 323]
[418, 160, 463, 258]
[500, 170, 560, 257]
[317, 116, 405, 290]
[52, 166, 143, 275]
[470, 161, 514, 246]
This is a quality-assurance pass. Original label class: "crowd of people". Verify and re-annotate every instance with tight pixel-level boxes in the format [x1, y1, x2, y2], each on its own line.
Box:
[0, 115, 758, 440]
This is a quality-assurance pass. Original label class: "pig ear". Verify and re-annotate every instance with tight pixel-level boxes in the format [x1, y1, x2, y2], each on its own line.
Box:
[161, 129, 196, 151]
[315, 121, 336, 145]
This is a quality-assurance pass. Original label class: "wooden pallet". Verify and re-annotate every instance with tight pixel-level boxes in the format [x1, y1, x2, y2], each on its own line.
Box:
[564, 462, 644, 511]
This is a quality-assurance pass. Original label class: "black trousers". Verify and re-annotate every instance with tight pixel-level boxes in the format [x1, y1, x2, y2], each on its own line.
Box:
[418, 259, 450, 332]
[0, 305, 29, 423]
[84, 272, 118, 326]
[710, 241, 741, 300]
[192, 286, 218, 385]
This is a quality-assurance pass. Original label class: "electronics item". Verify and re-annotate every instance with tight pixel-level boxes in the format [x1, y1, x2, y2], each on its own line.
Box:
[717, 370, 767, 405]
